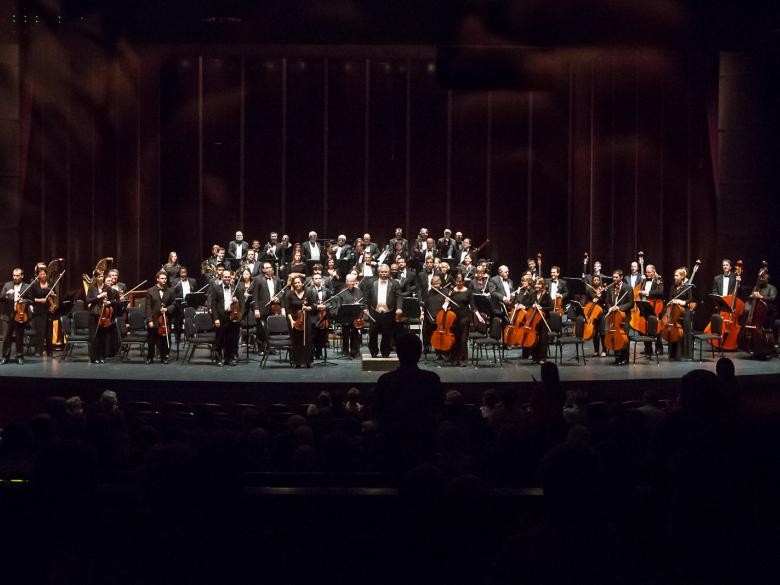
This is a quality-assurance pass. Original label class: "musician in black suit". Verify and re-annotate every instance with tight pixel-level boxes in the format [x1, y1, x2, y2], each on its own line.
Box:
[625, 261, 642, 290]
[395, 257, 417, 298]
[362, 233, 380, 257]
[604, 269, 634, 365]
[172, 266, 198, 345]
[364, 264, 403, 358]
[416, 256, 437, 301]
[388, 227, 408, 253]
[455, 238, 477, 266]
[337, 273, 364, 358]
[210, 270, 244, 366]
[712, 258, 738, 296]
[306, 272, 333, 360]
[302, 231, 324, 271]
[144, 271, 175, 364]
[545, 265, 569, 308]
[0, 268, 27, 364]
[437, 229, 457, 262]
[261, 232, 283, 272]
[666, 267, 693, 361]
[488, 265, 515, 319]
[228, 230, 249, 262]
[241, 248, 261, 278]
[252, 262, 283, 354]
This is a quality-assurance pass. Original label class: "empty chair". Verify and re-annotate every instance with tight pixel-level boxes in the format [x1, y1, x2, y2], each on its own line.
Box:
[261, 314, 293, 368]
[553, 316, 587, 365]
[630, 316, 661, 364]
[692, 313, 725, 362]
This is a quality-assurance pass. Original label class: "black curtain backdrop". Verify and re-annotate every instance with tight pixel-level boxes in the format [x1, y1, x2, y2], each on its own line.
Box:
[18, 39, 723, 299]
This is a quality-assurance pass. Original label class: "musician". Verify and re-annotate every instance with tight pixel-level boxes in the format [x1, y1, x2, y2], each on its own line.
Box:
[286, 249, 308, 279]
[303, 231, 323, 271]
[422, 275, 446, 356]
[356, 249, 377, 282]
[210, 270, 244, 366]
[626, 261, 642, 289]
[207, 244, 221, 266]
[364, 264, 402, 358]
[104, 271, 127, 358]
[456, 238, 476, 266]
[306, 273, 332, 360]
[228, 230, 249, 262]
[388, 240, 408, 265]
[458, 255, 476, 282]
[107, 268, 126, 295]
[422, 237, 438, 262]
[86, 273, 119, 363]
[279, 234, 293, 267]
[437, 229, 457, 262]
[488, 265, 515, 320]
[666, 268, 692, 361]
[261, 232, 283, 271]
[584, 275, 606, 357]
[528, 277, 554, 364]
[469, 265, 490, 296]
[388, 227, 408, 253]
[163, 251, 181, 285]
[0, 268, 27, 364]
[26, 267, 54, 357]
[362, 233, 380, 257]
[746, 271, 777, 359]
[172, 266, 197, 345]
[449, 273, 485, 367]
[252, 262, 283, 355]
[324, 257, 343, 292]
[417, 256, 437, 300]
[144, 271, 175, 364]
[251, 239, 262, 255]
[583, 260, 608, 289]
[242, 248, 261, 277]
[638, 264, 664, 356]
[338, 273, 364, 358]
[545, 265, 569, 308]
[285, 274, 313, 368]
[605, 270, 634, 365]
[395, 257, 417, 298]
[526, 258, 539, 280]
[712, 259, 738, 296]
[211, 263, 226, 286]
[454, 232, 465, 254]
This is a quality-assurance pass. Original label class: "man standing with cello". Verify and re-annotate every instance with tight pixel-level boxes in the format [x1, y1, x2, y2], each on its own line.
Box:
[605, 269, 633, 365]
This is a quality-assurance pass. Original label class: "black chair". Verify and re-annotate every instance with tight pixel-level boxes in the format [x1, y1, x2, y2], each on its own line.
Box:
[472, 317, 503, 367]
[630, 315, 661, 364]
[63, 310, 91, 360]
[692, 313, 725, 362]
[261, 314, 293, 368]
[183, 311, 218, 363]
[121, 309, 148, 360]
[553, 316, 587, 365]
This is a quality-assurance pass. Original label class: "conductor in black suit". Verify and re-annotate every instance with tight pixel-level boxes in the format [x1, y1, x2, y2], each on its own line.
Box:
[144, 271, 176, 364]
[364, 264, 403, 358]
[210, 270, 244, 366]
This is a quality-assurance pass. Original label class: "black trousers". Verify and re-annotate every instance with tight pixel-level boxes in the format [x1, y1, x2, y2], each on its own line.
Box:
[2, 319, 26, 358]
[216, 320, 240, 362]
[451, 315, 471, 363]
[88, 315, 112, 361]
[31, 312, 52, 354]
[368, 311, 394, 357]
[147, 327, 170, 360]
[341, 323, 362, 357]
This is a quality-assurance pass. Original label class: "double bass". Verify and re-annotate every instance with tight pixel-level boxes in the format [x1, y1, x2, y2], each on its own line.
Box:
[706, 260, 743, 350]
[737, 261, 772, 356]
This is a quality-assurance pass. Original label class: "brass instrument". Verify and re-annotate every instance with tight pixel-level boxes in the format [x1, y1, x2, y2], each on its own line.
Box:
[82, 257, 114, 295]
[201, 259, 217, 280]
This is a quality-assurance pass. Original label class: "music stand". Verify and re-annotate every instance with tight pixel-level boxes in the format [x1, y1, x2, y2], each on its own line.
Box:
[567, 300, 585, 317]
[238, 296, 261, 364]
[184, 292, 207, 308]
[634, 300, 655, 318]
[709, 294, 733, 314]
[336, 304, 364, 360]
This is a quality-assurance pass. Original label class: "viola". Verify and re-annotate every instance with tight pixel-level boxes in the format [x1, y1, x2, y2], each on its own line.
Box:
[14, 299, 29, 324]
[316, 306, 329, 329]
[269, 302, 282, 315]
[157, 308, 169, 337]
[430, 303, 457, 352]
[553, 296, 564, 316]
[353, 314, 365, 329]
[293, 299, 308, 331]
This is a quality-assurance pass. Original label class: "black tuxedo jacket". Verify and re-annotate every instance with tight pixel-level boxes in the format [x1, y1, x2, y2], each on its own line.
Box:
[437, 238, 457, 261]
[625, 272, 643, 290]
[251, 275, 283, 316]
[261, 243, 283, 265]
[302, 241, 323, 262]
[388, 237, 408, 252]
[605, 282, 634, 313]
[416, 270, 436, 300]
[0, 281, 23, 320]
[144, 286, 176, 325]
[209, 284, 246, 323]
[396, 269, 417, 297]
[365, 278, 402, 315]
[488, 275, 515, 313]
[544, 278, 569, 302]
[172, 277, 198, 299]
[712, 274, 738, 296]
[228, 240, 249, 260]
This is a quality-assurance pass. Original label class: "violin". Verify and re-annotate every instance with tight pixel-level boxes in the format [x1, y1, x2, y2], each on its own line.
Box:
[292, 299, 307, 331]
[603, 283, 630, 351]
[98, 301, 114, 328]
[13, 279, 34, 324]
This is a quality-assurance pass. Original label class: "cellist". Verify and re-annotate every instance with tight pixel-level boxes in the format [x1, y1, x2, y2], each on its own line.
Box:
[584, 275, 606, 357]
[638, 264, 664, 356]
[712, 259, 738, 297]
[422, 275, 446, 357]
[666, 268, 692, 361]
[528, 277, 554, 364]
[605, 270, 634, 366]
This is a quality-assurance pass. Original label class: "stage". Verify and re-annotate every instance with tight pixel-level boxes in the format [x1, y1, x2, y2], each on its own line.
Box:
[1, 342, 779, 424]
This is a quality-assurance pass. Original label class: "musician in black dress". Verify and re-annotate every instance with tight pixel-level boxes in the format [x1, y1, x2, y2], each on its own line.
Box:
[86, 274, 119, 363]
[27, 267, 54, 357]
[665, 268, 692, 361]
[0, 268, 27, 364]
[583, 276, 606, 357]
[163, 251, 180, 284]
[210, 270, 244, 366]
[285, 275, 312, 367]
[144, 271, 175, 364]
[449, 273, 484, 366]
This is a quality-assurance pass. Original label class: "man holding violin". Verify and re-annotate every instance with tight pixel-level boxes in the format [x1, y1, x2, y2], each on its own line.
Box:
[210, 269, 244, 367]
[0, 268, 27, 364]
[144, 271, 175, 364]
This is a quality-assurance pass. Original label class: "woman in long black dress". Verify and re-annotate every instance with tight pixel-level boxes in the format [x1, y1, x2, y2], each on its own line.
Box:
[285, 275, 312, 368]
[449, 273, 484, 366]
[25, 267, 54, 357]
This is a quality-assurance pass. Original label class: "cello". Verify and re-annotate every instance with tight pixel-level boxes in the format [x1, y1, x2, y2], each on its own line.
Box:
[706, 260, 743, 350]
[581, 281, 605, 341]
[660, 260, 701, 343]
[430, 287, 458, 352]
[738, 261, 772, 356]
[629, 251, 647, 333]
[603, 283, 630, 352]
[518, 278, 553, 349]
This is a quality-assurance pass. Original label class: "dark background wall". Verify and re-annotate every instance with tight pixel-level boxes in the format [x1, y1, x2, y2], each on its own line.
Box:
[2, 1, 778, 298]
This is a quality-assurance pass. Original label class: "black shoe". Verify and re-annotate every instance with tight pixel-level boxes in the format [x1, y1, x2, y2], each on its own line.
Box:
[0, 358, 7, 365]
[370, 353, 378, 358]
[230, 358, 237, 366]
[614, 359, 628, 366]
[145, 358, 153, 364]
[17, 357, 24, 365]
[381, 354, 390, 358]
[161, 358, 169, 364]
[216, 360, 224, 367]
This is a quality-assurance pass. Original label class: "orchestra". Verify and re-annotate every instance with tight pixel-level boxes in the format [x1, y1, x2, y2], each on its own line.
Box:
[1, 227, 777, 369]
